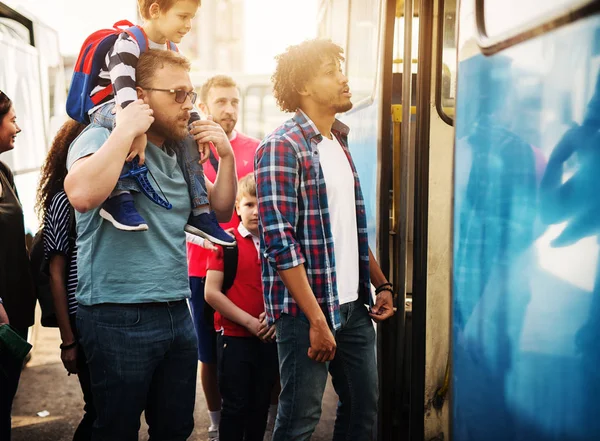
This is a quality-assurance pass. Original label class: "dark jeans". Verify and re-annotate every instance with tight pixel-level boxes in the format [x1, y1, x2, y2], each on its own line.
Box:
[0, 327, 27, 441]
[217, 334, 279, 441]
[70, 315, 96, 441]
[76, 300, 198, 441]
[272, 299, 378, 441]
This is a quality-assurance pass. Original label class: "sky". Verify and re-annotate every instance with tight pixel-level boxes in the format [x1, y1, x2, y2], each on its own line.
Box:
[4, 0, 317, 74]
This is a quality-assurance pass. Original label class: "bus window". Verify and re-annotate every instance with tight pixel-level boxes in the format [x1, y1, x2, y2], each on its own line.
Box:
[438, 0, 457, 123]
[483, 0, 576, 40]
[346, 0, 381, 105]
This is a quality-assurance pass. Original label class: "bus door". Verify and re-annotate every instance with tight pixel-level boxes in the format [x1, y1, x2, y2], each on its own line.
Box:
[452, 0, 600, 439]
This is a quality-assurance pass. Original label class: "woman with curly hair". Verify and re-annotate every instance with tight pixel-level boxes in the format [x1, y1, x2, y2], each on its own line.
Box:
[36, 119, 95, 441]
[0, 90, 36, 441]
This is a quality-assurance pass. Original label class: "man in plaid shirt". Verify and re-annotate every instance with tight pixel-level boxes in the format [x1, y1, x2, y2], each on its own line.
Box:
[255, 39, 394, 441]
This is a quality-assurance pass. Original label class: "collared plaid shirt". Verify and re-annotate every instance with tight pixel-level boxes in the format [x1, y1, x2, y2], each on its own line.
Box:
[255, 109, 372, 329]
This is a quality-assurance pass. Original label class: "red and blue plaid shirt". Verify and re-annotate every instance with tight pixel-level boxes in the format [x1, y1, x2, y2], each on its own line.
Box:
[255, 109, 372, 329]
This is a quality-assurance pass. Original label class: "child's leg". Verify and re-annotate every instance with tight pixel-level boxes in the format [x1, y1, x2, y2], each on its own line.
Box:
[173, 137, 235, 245]
[90, 104, 148, 231]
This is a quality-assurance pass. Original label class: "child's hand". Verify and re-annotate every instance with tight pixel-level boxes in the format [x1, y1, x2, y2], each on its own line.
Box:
[126, 134, 147, 164]
[247, 317, 262, 337]
[257, 312, 276, 342]
[115, 100, 154, 140]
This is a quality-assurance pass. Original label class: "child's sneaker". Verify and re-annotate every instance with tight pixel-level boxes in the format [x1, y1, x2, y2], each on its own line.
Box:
[99, 193, 148, 231]
[184, 212, 236, 246]
[208, 428, 219, 441]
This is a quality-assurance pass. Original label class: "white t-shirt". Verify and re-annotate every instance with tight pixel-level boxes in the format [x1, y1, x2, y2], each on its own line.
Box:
[318, 135, 360, 305]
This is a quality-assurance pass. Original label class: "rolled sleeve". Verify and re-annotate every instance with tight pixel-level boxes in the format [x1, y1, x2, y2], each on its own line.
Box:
[66, 125, 110, 171]
[255, 136, 306, 271]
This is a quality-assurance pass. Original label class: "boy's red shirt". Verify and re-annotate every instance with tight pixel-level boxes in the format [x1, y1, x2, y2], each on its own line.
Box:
[207, 225, 263, 337]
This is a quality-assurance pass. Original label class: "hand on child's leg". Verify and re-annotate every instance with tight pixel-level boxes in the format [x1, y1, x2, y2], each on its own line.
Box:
[126, 133, 148, 164]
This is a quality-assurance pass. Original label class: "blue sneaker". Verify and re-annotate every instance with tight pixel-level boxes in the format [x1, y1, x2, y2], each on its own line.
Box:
[184, 212, 236, 246]
[99, 193, 148, 231]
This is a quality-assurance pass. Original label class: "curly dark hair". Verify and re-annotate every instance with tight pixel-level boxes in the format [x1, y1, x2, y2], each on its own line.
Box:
[35, 119, 86, 222]
[272, 39, 345, 113]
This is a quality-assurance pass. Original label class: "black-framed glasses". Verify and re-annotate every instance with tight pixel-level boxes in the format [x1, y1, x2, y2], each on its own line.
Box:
[143, 88, 197, 105]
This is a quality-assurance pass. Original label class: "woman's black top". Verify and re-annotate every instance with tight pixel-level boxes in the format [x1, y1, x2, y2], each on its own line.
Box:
[0, 161, 35, 329]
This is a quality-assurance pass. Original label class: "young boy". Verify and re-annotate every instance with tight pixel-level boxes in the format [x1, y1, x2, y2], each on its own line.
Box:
[204, 173, 279, 441]
[87, 0, 235, 246]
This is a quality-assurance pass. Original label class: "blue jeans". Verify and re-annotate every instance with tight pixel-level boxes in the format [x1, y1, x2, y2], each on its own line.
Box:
[217, 334, 279, 441]
[76, 300, 198, 441]
[273, 299, 378, 441]
[189, 276, 217, 363]
[90, 103, 209, 208]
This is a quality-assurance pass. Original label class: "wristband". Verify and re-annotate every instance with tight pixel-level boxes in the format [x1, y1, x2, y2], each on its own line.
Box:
[376, 287, 394, 296]
[60, 341, 78, 350]
[375, 282, 393, 294]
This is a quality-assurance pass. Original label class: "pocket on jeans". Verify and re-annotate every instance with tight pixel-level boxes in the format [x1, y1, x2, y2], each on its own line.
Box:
[93, 305, 141, 328]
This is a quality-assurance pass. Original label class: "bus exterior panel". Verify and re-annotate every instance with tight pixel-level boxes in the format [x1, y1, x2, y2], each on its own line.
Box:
[453, 0, 600, 439]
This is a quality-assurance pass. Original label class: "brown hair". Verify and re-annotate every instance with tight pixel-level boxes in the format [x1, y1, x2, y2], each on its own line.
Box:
[0, 90, 12, 124]
[35, 119, 86, 221]
[200, 75, 238, 104]
[136, 49, 191, 88]
[236, 173, 256, 201]
[138, 0, 201, 21]
[272, 39, 345, 113]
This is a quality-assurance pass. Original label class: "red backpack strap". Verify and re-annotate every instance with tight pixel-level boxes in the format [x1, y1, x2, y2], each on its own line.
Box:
[166, 40, 179, 52]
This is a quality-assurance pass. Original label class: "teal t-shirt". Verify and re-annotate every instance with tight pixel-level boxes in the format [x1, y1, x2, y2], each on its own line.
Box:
[66, 125, 191, 305]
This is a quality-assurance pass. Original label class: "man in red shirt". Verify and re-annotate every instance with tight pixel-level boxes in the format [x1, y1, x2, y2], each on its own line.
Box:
[186, 75, 260, 441]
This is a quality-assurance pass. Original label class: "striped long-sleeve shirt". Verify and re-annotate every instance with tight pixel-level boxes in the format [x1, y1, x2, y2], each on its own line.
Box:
[254, 109, 373, 329]
[43, 191, 78, 316]
[90, 32, 200, 121]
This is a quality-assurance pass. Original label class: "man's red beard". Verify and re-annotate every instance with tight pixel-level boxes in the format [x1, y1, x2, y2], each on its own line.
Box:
[150, 111, 190, 142]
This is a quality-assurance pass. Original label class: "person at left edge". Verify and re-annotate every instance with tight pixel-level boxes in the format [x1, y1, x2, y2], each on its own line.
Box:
[0, 90, 36, 441]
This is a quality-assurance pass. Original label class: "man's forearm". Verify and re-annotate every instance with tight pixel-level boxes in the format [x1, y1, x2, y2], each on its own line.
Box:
[369, 247, 389, 287]
[210, 154, 237, 222]
[65, 125, 136, 212]
[278, 265, 328, 326]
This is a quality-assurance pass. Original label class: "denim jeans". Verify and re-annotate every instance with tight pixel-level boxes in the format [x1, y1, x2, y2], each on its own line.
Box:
[90, 103, 209, 208]
[69, 315, 96, 441]
[272, 299, 378, 441]
[76, 300, 198, 441]
[217, 334, 279, 441]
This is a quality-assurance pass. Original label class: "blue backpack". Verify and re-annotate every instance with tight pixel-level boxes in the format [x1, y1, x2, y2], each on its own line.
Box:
[66, 20, 178, 124]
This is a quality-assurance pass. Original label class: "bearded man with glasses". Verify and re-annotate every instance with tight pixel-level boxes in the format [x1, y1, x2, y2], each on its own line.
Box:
[64, 49, 237, 440]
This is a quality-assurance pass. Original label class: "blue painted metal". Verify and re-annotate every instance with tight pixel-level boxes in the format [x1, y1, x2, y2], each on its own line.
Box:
[343, 98, 380, 251]
[452, 13, 600, 441]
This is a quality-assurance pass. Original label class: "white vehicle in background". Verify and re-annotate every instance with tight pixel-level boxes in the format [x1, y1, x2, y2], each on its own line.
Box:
[0, 1, 67, 233]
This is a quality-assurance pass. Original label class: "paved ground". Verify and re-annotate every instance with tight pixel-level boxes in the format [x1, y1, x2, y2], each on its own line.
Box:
[11, 319, 337, 441]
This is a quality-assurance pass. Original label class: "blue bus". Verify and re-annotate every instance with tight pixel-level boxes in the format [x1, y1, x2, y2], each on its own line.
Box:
[318, 0, 600, 439]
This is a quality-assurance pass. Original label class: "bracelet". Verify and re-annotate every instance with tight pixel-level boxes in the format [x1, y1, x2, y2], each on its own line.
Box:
[376, 287, 394, 296]
[60, 341, 78, 350]
[375, 282, 393, 294]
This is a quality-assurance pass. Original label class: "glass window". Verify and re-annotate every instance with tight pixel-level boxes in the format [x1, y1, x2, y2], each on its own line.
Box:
[483, 0, 577, 39]
[346, 0, 381, 104]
